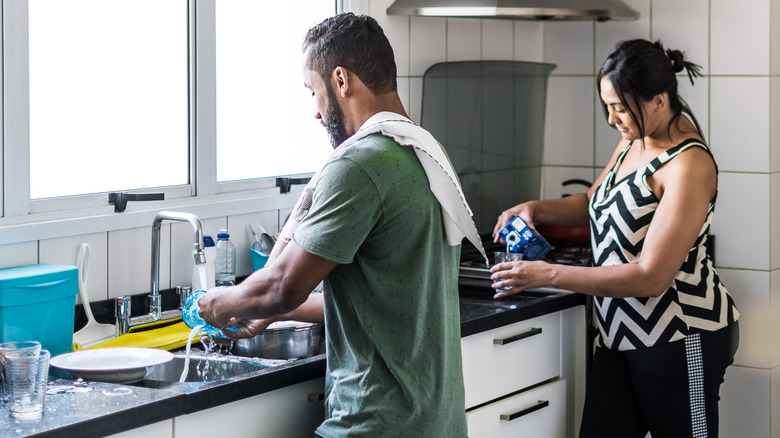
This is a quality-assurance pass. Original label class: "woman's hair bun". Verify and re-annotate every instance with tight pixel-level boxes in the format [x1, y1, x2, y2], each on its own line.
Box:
[665, 49, 686, 73]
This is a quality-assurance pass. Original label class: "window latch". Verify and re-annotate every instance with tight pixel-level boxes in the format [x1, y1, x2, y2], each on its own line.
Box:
[275, 177, 312, 194]
[108, 192, 165, 212]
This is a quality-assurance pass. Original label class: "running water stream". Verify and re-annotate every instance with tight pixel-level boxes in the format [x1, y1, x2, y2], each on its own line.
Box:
[179, 325, 205, 382]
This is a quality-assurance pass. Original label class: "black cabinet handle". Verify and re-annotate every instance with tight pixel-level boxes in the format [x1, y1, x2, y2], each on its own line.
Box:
[500, 400, 549, 422]
[493, 327, 542, 345]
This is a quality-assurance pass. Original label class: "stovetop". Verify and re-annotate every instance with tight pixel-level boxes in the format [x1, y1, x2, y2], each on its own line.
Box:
[459, 234, 593, 288]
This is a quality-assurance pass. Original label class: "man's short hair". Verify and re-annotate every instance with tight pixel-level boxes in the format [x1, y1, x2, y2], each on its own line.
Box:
[303, 13, 397, 95]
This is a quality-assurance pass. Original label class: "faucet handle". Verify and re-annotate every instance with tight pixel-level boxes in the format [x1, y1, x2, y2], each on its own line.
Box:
[177, 286, 192, 309]
[115, 296, 132, 336]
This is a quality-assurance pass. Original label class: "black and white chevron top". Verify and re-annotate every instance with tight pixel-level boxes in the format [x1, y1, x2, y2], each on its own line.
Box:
[588, 139, 739, 350]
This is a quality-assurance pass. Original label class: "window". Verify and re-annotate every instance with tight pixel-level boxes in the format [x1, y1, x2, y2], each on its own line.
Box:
[215, 0, 334, 182]
[28, 0, 189, 199]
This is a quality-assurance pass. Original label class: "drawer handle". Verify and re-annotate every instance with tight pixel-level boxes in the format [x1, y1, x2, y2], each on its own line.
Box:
[493, 327, 542, 345]
[500, 400, 549, 422]
[307, 393, 325, 402]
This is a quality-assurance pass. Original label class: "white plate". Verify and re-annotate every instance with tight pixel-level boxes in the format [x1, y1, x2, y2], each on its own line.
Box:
[50, 348, 174, 384]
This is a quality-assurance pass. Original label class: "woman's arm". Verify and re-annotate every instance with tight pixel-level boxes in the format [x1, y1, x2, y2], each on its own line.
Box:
[491, 146, 716, 299]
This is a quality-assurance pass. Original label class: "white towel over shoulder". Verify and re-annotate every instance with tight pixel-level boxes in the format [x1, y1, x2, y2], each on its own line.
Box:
[270, 111, 488, 267]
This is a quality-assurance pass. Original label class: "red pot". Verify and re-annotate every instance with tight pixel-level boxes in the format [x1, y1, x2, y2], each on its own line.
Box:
[536, 223, 590, 244]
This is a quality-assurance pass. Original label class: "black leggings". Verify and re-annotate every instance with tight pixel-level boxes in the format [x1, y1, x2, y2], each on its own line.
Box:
[579, 323, 739, 438]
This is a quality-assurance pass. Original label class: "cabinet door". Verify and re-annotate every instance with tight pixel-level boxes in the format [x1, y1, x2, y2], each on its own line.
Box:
[107, 419, 173, 438]
[461, 312, 561, 408]
[466, 379, 566, 438]
[174, 377, 325, 438]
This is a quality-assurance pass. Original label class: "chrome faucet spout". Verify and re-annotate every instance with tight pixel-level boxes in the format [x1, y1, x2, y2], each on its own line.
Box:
[117, 211, 207, 334]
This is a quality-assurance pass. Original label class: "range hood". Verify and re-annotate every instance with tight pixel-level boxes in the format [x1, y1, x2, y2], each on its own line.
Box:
[387, 0, 639, 21]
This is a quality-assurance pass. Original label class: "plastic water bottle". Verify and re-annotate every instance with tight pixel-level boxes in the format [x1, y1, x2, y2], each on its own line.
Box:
[181, 290, 239, 338]
[215, 229, 236, 286]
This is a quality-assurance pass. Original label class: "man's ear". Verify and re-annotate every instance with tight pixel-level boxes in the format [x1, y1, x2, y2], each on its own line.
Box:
[332, 66, 350, 98]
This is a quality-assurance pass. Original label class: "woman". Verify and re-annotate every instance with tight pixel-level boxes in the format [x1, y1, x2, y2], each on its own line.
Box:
[491, 39, 739, 437]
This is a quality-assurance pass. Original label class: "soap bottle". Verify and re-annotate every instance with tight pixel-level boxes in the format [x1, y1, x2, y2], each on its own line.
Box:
[214, 229, 236, 286]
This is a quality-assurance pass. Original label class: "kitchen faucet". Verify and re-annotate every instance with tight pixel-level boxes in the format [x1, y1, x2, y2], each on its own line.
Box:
[116, 211, 207, 335]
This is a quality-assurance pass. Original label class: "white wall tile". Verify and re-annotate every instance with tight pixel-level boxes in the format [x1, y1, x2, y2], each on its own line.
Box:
[773, 172, 780, 270]
[720, 366, 771, 437]
[108, 226, 170, 299]
[371, 0, 411, 77]
[541, 167, 595, 200]
[397, 76, 410, 119]
[594, 0, 651, 70]
[39, 233, 108, 303]
[543, 77, 595, 166]
[0, 242, 37, 269]
[678, 76, 709, 142]
[409, 77, 423, 124]
[710, 77, 770, 173]
[651, 0, 709, 74]
[228, 212, 278, 277]
[170, 217, 226, 291]
[711, 173, 770, 270]
[446, 18, 481, 62]
[711, 0, 771, 75]
[772, 77, 780, 173]
[481, 19, 513, 60]
[342, 0, 369, 14]
[544, 22, 594, 75]
[772, 269, 780, 368]
[513, 21, 544, 62]
[717, 269, 771, 368]
[774, 364, 780, 438]
[410, 17, 446, 76]
[773, 0, 780, 75]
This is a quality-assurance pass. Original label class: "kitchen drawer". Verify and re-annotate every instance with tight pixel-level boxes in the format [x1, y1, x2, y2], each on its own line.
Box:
[466, 379, 566, 438]
[461, 312, 561, 408]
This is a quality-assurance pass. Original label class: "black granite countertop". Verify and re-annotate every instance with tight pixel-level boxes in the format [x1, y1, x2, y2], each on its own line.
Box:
[0, 288, 584, 438]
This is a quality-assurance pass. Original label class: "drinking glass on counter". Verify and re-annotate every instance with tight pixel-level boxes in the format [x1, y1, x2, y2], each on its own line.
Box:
[0, 341, 41, 405]
[493, 252, 523, 292]
[5, 349, 50, 419]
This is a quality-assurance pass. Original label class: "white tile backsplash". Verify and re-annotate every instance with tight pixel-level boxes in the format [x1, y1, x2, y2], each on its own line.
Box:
[544, 22, 594, 75]
[711, 0, 771, 75]
[651, 0, 709, 74]
[447, 18, 481, 62]
[594, 0, 651, 70]
[773, 172, 780, 270]
[397, 77, 410, 119]
[410, 17, 446, 76]
[0, 242, 37, 269]
[711, 172, 770, 270]
[39, 233, 108, 303]
[513, 21, 544, 62]
[720, 366, 771, 438]
[371, 0, 411, 77]
[544, 77, 595, 166]
[717, 269, 771, 368]
[108, 225, 170, 299]
[772, 269, 780, 367]
[677, 76, 709, 142]
[481, 19, 513, 60]
[772, 77, 780, 173]
[541, 167, 596, 200]
[774, 0, 780, 75]
[710, 77, 770, 173]
[409, 77, 423, 124]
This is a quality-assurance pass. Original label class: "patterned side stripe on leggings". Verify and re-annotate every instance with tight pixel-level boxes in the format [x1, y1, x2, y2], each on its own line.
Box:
[686, 333, 707, 438]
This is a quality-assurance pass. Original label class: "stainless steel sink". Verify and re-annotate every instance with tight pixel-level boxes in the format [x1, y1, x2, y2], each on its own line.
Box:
[144, 354, 273, 383]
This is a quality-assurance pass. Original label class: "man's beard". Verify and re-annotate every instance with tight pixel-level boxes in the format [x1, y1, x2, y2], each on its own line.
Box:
[323, 85, 349, 149]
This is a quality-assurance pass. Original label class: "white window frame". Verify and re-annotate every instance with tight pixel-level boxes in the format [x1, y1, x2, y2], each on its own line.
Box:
[0, 0, 336, 242]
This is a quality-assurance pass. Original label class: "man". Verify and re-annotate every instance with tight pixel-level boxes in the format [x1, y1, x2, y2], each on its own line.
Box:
[198, 12, 485, 437]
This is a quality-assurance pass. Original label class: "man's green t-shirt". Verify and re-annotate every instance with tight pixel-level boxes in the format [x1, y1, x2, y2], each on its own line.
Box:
[294, 133, 467, 437]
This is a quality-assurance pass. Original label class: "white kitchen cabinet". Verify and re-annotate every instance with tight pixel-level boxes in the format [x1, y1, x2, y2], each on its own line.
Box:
[173, 377, 325, 438]
[466, 379, 566, 438]
[462, 306, 585, 438]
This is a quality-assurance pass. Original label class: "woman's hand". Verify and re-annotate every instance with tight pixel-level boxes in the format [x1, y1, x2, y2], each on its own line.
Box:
[492, 202, 537, 243]
[489, 260, 552, 298]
